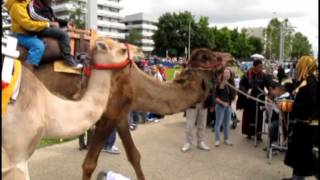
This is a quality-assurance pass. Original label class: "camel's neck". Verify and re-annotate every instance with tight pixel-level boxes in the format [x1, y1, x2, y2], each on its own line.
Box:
[130, 64, 207, 114]
[44, 70, 112, 138]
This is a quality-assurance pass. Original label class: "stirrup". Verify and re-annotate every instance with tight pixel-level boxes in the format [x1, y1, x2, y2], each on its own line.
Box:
[75, 52, 88, 63]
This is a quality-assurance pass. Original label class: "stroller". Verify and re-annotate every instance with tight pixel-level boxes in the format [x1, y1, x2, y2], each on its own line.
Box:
[231, 109, 240, 129]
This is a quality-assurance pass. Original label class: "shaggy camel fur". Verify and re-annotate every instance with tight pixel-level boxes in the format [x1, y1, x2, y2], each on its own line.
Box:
[31, 46, 228, 180]
[1, 37, 138, 180]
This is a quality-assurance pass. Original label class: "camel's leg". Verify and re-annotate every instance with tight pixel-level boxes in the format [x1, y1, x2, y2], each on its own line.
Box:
[82, 116, 115, 180]
[2, 148, 30, 180]
[116, 116, 145, 180]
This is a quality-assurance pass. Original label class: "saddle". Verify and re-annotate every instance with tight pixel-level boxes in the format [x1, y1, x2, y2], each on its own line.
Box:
[17, 28, 96, 72]
[17, 28, 97, 100]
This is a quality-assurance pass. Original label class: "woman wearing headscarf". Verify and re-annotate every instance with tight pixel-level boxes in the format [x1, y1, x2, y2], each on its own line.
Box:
[283, 56, 319, 180]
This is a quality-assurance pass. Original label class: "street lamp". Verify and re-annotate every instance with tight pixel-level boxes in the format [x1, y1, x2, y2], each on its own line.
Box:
[268, 12, 277, 60]
[279, 21, 295, 63]
[188, 20, 191, 60]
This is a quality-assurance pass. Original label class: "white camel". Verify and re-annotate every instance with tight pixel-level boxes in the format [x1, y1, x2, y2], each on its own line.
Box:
[2, 37, 143, 180]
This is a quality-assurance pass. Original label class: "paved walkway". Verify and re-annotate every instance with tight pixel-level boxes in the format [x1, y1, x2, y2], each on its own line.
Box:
[29, 112, 316, 180]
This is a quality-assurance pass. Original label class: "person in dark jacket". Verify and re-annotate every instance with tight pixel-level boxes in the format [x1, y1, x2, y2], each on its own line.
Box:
[283, 56, 319, 180]
[28, 0, 83, 68]
[236, 60, 273, 141]
[214, 68, 236, 147]
[277, 65, 287, 84]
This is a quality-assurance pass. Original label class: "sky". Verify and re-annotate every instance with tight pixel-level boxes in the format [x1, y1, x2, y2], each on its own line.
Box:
[120, 0, 318, 57]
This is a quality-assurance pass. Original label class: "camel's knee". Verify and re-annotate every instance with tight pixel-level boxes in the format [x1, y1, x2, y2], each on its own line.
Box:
[128, 150, 141, 165]
[82, 160, 96, 176]
[2, 163, 30, 180]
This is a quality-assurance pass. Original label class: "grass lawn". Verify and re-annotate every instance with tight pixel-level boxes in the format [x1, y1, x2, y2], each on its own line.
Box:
[37, 138, 75, 149]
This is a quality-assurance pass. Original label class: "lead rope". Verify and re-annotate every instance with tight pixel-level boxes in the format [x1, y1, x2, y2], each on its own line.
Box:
[225, 81, 273, 106]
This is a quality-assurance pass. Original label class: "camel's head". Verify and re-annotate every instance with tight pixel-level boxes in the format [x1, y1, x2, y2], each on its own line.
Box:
[188, 49, 229, 71]
[91, 37, 144, 65]
[185, 48, 231, 80]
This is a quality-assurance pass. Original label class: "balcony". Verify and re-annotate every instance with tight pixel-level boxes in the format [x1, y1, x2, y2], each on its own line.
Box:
[98, 31, 125, 40]
[97, 20, 126, 30]
[52, 3, 74, 12]
[141, 46, 154, 52]
[141, 39, 154, 45]
[97, 10, 124, 19]
[97, 0, 124, 10]
[141, 31, 154, 37]
[126, 24, 158, 31]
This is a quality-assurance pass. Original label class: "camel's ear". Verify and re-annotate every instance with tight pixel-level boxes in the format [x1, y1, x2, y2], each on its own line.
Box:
[96, 41, 108, 51]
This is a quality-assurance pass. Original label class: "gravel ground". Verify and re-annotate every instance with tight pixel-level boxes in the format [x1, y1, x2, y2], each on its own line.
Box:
[29, 112, 316, 180]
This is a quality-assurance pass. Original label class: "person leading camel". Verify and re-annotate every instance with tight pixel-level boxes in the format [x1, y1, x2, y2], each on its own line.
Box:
[5, 0, 49, 70]
[27, 0, 83, 69]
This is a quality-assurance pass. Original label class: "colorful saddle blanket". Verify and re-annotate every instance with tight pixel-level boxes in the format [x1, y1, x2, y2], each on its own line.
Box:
[2, 59, 22, 117]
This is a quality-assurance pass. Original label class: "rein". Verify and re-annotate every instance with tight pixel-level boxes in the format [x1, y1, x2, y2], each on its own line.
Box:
[225, 81, 273, 106]
[83, 43, 132, 76]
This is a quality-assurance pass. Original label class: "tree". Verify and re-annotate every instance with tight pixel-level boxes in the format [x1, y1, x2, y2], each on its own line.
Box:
[248, 36, 264, 54]
[192, 17, 215, 49]
[153, 11, 195, 57]
[290, 32, 313, 59]
[69, 8, 85, 29]
[212, 27, 233, 53]
[153, 11, 215, 57]
[125, 29, 142, 46]
[264, 18, 295, 60]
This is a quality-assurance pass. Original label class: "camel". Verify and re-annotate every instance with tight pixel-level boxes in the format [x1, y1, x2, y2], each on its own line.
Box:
[1, 37, 143, 180]
[30, 46, 230, 180]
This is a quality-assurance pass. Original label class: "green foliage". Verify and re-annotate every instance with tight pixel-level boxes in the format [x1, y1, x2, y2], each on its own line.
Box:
[37, 138, 75, 149]
[248, 36, 264, 54]
[153, 13, 312, 59]
[69, 8, 85, 29]
[153, 12, 265, 59]
[264, 18, 312, 60]
[153, 11, 195, 57]
[126, 29, 143, 46]
[290, 32, 313, 58]
[214, 27, 233, 52]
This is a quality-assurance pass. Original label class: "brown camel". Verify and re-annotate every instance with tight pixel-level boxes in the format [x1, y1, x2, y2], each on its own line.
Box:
[1, 37, 141, 180]
[31, 45, 229, 179]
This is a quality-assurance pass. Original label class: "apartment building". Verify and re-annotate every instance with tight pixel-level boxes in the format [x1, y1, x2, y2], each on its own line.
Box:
[122, 12, 158, 54]
[53, 0, 125, 40]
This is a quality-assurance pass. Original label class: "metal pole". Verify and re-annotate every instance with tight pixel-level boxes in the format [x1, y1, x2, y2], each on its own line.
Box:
[86, 0, 97, 30]
[279, 24, 284, 63]
[255, 92, 265, 147]
[188, 20, 191, 60]
[269, 27, 272, 60]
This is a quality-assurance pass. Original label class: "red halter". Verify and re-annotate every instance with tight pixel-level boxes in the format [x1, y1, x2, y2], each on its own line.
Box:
[83, 43, 132, 76]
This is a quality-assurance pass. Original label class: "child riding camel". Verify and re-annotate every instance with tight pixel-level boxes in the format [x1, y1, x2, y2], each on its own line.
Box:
[28, 0, 83, 69]
[5, 0, 49, 70]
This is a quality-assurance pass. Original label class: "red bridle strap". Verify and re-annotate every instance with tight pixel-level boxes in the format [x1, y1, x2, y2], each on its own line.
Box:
[83, 43, 132, 76]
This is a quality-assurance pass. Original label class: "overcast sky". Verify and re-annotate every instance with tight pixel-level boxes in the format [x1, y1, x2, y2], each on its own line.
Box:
[120, 0, 318, 56]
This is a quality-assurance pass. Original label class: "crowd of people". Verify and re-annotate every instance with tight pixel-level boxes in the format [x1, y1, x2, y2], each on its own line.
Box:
[4, 0, 318, 178]
[79, 55, 318, 180]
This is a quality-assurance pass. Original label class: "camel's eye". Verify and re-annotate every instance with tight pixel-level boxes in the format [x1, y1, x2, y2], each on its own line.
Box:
[121, 48, 127, 55]
[96, 42, 107, 50]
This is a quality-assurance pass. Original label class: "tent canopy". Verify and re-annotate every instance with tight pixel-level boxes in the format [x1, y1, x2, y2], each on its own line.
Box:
[250, 54, 264, 59]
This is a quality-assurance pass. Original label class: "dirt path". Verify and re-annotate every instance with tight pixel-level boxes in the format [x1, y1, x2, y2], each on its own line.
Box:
[29, 112, 315, 180]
